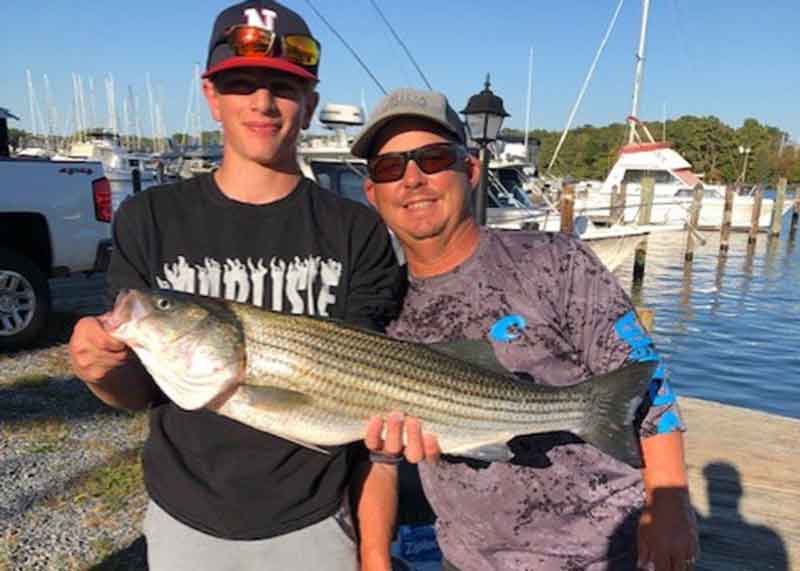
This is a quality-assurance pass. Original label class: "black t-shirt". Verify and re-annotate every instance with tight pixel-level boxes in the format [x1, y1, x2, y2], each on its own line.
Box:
[107, 173, 405, 539]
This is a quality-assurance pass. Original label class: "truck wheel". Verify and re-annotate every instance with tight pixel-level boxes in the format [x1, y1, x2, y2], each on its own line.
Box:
[0, 249, 51, 350]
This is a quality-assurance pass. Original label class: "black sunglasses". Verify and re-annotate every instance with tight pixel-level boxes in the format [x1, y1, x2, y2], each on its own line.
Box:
[367, 143, 467, 183]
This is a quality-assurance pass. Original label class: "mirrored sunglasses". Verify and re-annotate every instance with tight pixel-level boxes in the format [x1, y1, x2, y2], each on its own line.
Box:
[225, 25, 320, 68]
[367, 143, 467, 183]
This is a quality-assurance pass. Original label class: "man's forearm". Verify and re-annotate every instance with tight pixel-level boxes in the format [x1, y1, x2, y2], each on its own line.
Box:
[83, 358, 158, 411]
[355, 462, 398, 570]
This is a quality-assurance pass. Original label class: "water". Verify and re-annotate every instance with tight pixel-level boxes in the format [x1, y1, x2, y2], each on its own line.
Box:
[614, 215, 800, 419]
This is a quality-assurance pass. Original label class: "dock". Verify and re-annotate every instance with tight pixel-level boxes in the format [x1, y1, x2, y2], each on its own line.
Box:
[681, 397, 798, 570]
[396, 397, 799, 570]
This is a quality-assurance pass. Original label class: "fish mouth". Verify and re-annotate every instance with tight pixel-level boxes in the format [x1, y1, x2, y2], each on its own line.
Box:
[99, 290, 149, 334]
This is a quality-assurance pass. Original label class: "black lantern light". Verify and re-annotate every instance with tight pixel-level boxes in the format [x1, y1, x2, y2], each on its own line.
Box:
[461, 75, 509, 224]
[0, 107, 20, 158]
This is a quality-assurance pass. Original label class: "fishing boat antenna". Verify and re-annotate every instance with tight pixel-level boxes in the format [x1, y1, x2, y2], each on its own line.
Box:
[368, 0, 432, 90]
[523, 46, 534, 159]
[302, 0, 387, 94]
[546, 0, 626, 174]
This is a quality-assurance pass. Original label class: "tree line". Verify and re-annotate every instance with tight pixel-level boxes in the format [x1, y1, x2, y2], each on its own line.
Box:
[502, 115, 799, 185]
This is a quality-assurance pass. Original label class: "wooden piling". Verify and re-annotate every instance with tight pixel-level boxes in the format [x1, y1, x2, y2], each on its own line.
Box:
[635, 306, 655, 333]
[633, 236, 648, 284]
[769, 178, 787, 237]
[789, 181, 800, 241]
[610, 183, 628, 225]
[638, 177, 655, 225]
[719, 186, 735, 254]
[684, 184, 704, 262]
[560, 183, 575, 234]
[132, 168, 142, 194]
[747, 188, 764, 245]
[631, 179, 654, 284]
[610, 184, 622, 225]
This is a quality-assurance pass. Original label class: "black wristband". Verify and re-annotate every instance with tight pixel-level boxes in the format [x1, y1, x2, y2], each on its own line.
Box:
[369, 451, 403, 465]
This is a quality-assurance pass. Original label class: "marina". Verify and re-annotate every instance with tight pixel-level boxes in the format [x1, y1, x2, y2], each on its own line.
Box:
[2, 0, 799, 568]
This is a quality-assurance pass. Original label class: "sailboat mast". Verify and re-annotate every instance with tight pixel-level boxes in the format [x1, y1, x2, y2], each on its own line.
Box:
[523, 46, 533, 156]
[628, 0, 651, 144]
[26, 69, 38, 136]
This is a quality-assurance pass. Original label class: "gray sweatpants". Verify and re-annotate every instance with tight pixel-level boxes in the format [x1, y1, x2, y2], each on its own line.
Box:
[144, 500, 358, 571]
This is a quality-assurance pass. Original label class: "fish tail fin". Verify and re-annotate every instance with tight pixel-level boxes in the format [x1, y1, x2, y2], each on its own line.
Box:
[579, 361, 656, 468]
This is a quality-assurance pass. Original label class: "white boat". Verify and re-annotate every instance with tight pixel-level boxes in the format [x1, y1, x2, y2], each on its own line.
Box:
[568, 0, 791, 232]
[576, 139, 792, 230]
[174, 146, 223, 180]
[53, 130, 158, 182]
[297, 104, 648, 271]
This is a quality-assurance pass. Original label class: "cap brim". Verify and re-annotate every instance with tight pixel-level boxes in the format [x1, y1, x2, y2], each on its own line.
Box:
[202, 56, 318, 81]
[350, 112, 463, 158]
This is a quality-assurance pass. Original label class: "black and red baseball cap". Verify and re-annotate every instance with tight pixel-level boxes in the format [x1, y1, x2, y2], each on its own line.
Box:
[203, 1, 320, 81]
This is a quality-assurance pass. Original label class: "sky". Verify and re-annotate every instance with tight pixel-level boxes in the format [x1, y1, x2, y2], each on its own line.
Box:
[2, 1, 798, 143]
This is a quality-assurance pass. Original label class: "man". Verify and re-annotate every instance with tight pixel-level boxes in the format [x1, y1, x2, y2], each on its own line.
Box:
[352, 88, 699, 571]
[69, 2, 403, 569]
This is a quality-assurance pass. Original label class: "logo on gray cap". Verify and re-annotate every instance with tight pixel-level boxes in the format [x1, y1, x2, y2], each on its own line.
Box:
[350, 88, 466, 158]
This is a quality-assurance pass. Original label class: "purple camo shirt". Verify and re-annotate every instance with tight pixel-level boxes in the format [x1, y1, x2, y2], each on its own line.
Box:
[388, 228, 685, 571]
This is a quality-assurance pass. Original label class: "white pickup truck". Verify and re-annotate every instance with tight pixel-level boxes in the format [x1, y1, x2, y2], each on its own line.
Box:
[1, 111, 112, 349]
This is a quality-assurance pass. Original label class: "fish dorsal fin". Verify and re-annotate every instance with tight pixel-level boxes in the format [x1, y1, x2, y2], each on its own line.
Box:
[428, 340, 509, 375]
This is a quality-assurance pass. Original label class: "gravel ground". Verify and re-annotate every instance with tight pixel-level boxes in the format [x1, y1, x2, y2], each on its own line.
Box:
[1, 274, 149, 570]
[1, 275, 425, 571]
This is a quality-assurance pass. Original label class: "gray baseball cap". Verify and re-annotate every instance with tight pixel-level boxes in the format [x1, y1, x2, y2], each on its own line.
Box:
[350, 88, 466, 158]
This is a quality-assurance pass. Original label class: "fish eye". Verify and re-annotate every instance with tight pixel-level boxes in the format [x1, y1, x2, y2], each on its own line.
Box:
[156, 298, 172, 311]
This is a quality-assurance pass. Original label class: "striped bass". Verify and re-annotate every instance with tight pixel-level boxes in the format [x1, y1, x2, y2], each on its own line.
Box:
[102, 289, 655, 467]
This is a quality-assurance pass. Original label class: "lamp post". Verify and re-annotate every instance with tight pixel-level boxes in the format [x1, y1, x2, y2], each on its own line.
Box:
[0, 107, 20, 158]
[738, 145, 752, 186]
[461, 74, 509, 225]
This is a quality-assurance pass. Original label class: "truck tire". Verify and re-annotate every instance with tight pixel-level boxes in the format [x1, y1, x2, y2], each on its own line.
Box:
[0, 248, 51, 350]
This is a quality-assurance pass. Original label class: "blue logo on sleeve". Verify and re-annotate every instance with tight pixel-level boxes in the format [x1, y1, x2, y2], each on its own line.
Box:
[489, 315, 527, 343]
[613, 311, 658, 363]
[614, 310, 680, 434]
[657, 410, 681, 434]
[650, 377, 676, 407]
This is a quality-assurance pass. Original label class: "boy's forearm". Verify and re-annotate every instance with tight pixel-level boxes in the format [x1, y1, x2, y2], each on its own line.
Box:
[355, 462, 398, 569]
[83, 358, 158, 411]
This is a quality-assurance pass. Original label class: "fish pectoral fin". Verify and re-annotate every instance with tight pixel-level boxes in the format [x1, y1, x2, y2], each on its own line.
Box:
[273, 433, 331, 455]
[447, 438, 515, 463]
[236, 386, 330, 455]
[238, 385, 312, 411]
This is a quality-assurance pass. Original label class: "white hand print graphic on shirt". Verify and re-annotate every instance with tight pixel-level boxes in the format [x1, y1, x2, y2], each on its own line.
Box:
[156, 255, 341, 315]
[224, 258, 250, 302]
[318, 259, 342, 316]
[197, 258, 222, 297]
[247, 258, 269, 307]
[157, 256, 196, 293]
[270, 258, 286, 312]
[286, 257, 310, 314]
